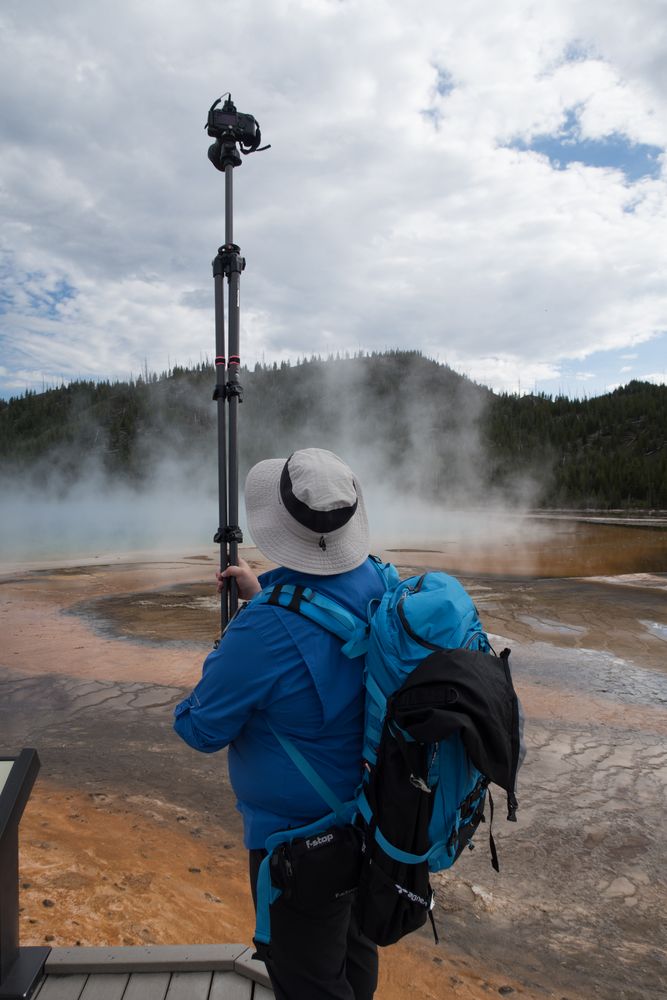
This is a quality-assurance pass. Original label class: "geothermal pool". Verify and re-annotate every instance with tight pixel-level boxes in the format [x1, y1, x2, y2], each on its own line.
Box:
[1, 515, 666, 1000]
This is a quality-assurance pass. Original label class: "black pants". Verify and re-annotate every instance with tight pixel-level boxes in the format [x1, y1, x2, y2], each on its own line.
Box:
[249, 849, 379, 1000]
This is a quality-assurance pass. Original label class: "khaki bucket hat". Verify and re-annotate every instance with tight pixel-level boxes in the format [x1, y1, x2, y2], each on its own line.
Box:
[244, 448, 369, 575]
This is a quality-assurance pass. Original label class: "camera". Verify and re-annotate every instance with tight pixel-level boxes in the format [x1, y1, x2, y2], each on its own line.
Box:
[206, 95, 264, 169]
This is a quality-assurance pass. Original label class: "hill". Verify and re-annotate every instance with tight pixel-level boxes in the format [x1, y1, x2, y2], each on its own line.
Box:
[0, 352, 665, 509]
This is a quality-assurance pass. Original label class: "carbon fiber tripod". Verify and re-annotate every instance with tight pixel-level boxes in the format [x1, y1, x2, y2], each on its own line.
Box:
[206, 94, 269, 631]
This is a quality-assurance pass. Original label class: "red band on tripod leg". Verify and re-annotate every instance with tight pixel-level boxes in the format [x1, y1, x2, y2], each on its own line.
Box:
[215, 356, 226, 366]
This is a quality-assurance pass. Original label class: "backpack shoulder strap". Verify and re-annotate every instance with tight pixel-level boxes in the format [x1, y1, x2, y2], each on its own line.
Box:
[252, 558, 397, 646]
[252, 584, 368, 652]
[369, 554, 401, 588]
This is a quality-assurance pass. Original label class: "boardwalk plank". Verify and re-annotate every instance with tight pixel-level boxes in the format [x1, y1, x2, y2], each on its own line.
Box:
[38, 946, 273, 999]
[252, 986, 274, 1000]
[232, 950, 272, 990]
[46, 946, 245, 975]
[210, 971, 252, 1000]
[35, 975, 88, 1000]
[122, 972, 171, 1000]
[164, 971, 211, 1000]
[80, 975, 128, 1000]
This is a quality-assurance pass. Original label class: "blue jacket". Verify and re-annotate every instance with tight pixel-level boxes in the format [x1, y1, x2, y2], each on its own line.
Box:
[173, 558, 386, 848]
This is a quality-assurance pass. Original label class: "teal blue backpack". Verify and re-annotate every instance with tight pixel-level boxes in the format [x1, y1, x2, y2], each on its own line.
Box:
[252, 559, 522, 950]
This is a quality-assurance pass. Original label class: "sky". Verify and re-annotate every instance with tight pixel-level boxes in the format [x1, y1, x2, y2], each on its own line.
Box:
[1, 0, 666, 401]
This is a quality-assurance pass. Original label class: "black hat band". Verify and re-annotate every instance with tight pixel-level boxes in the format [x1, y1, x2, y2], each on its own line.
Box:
[280, 459, 358, 535]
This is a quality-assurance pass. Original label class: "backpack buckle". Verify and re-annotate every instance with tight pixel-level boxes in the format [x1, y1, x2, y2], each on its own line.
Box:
[409, 774, 431, 794]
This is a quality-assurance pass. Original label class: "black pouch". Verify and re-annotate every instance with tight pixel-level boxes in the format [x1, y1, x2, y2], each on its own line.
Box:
[355, 855, 432, 947]
[269, 824, 364, 908]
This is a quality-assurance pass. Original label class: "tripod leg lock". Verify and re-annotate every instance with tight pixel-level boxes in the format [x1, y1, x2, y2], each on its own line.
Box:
[226, 381, 244, 401]
[214, 525, 244, 544]
[212, 382, 243, 401]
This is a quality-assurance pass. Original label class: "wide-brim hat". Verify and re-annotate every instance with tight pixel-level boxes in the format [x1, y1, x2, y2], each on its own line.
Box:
[245, 448, 369, 575]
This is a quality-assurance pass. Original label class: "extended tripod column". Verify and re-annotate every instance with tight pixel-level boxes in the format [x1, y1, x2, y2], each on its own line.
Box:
[212, 220, 245, 628]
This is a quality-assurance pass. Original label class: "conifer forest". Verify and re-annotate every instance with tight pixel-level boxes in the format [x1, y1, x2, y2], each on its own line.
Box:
[1, 352, 665, 510]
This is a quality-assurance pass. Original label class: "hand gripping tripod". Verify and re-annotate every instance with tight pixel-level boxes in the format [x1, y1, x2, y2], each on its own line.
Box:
[206, 94, 269, 632]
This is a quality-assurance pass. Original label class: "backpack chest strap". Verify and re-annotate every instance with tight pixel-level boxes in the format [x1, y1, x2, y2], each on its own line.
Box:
[267, 719, 349, 822]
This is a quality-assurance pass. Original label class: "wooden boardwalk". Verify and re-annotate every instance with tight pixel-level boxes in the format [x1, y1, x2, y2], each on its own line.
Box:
[31, 945, 274, 1000]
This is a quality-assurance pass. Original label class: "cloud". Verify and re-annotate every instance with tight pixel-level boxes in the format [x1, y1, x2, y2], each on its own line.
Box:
[637, 371, 667, 386]
[1, 0, 666, 397]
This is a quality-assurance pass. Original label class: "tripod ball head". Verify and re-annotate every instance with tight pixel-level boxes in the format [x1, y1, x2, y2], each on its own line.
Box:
[208, 138, 242, 170]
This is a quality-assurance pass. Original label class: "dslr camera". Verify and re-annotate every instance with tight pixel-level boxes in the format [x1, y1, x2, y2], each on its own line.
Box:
[207, 95, 263, 169]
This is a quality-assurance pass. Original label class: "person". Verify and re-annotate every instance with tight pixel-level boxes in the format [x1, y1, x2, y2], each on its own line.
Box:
[173, 447, 386, 1000]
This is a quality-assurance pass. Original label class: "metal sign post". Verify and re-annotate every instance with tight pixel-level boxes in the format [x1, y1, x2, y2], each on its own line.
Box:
[0, 749, 50, 1000]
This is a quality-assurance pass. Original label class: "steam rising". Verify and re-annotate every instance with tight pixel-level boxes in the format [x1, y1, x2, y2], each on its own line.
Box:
[0, 358, 552, 566]
[0, 469, 217, 561]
